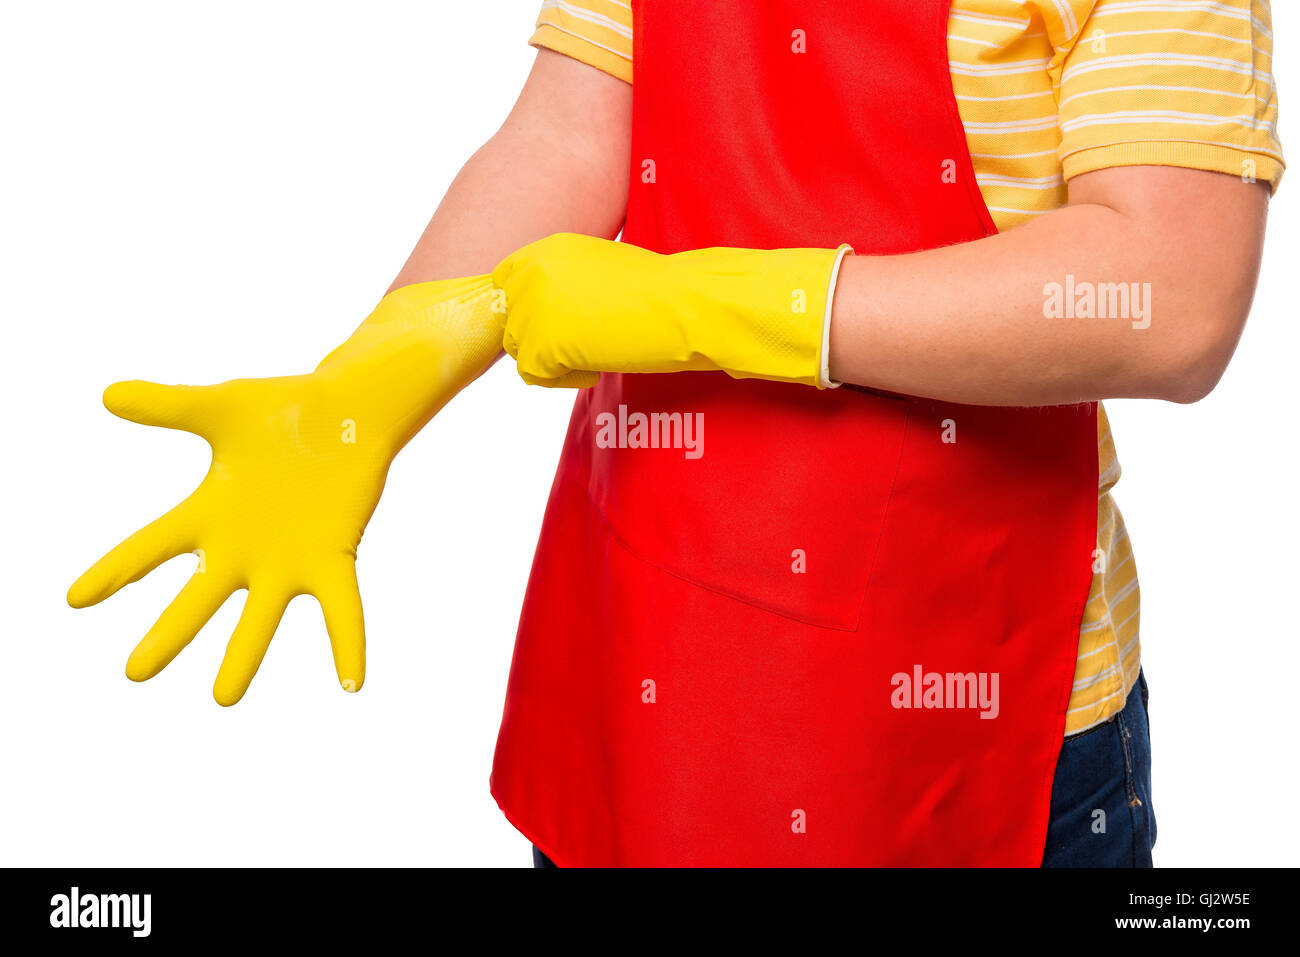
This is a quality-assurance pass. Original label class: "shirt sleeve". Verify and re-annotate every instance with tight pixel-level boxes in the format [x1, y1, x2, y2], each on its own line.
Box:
[530, 0, 633, 84]
[1053, 0, 1283, 191]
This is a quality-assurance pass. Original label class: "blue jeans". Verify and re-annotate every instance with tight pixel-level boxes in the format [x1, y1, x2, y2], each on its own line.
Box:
[533, 670, 1156, 867]
[1041, 668, 1156, 867]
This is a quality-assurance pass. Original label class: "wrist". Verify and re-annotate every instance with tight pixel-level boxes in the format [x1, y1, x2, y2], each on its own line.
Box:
[313, 275, 505, 453]
[707, 244, 850, 388]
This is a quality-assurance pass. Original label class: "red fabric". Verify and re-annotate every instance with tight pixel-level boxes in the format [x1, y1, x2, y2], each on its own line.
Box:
[491, 0, 1099, 865]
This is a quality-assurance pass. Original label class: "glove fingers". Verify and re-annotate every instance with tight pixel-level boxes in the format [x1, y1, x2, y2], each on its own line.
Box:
[103, 380, 218, 435]
[519, 369, 601, 389]
[212, 587, 290, 707]
[67, 503, 195, 608]
[314, 563, 366, 694]
[125, 571, 237, 682]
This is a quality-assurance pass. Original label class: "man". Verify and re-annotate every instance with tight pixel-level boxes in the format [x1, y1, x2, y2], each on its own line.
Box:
[69, 0, 1280, 866]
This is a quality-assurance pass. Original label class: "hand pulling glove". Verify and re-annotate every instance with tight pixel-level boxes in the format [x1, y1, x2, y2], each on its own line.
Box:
[67, 277, 503, 705]
[492, 233, 853, 389]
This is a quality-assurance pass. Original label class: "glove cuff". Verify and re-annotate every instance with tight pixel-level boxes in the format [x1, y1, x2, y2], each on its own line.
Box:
[818, 244, 853, 390]
[312, 275, 505, 456]
[317, 276, 504, 373]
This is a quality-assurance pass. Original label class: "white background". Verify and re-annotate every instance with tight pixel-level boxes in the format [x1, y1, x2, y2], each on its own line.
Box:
[1, 1, 1296, 867]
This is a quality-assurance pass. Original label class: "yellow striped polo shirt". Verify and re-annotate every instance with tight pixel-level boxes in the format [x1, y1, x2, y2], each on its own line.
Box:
[528, 0, 1284, 734]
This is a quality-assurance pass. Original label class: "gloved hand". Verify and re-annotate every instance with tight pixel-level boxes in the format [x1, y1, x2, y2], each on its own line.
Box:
[492, 233, 852, 389]
[67, 276, 504, 705]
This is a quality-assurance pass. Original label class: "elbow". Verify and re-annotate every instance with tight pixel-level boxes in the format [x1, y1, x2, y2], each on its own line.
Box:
[1158, 353, 1227, 405]
[1151, 305, 1248, 405]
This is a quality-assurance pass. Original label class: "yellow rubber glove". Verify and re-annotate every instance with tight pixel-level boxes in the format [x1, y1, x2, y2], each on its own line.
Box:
[492, 233, 853, 389]
[67, 276, 503, 705]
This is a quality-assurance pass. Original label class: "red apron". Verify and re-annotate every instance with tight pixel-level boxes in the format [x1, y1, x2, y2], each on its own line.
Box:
[491, 0, 1098, 866]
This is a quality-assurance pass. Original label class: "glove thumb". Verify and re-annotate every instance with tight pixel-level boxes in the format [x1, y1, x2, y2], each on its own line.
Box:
[103, 380, 218, 435]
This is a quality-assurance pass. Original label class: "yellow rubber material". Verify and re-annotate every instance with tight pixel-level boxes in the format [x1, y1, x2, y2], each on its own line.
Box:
[67, 276, 503, 705]
[492, 233, 846, 389]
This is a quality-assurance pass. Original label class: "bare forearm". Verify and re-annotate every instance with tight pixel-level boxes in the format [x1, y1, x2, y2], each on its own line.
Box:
[389, 49, 630, 290]
[827, 167, 1268, 406]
